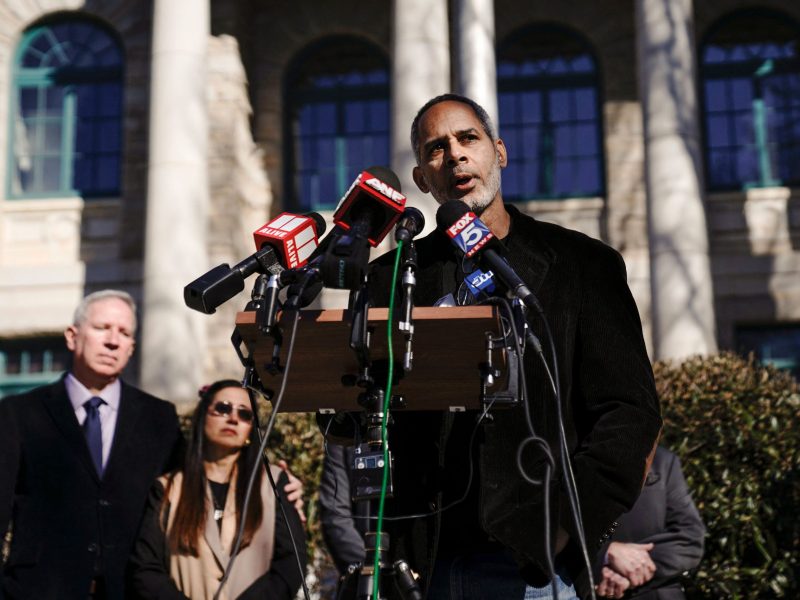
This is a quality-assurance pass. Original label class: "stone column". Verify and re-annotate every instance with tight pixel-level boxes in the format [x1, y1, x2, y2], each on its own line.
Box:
[140, 0, 210, 407]
[636, 0, 717, 360]
[454, 0, 498, 128]
[391, 0, 451, 237]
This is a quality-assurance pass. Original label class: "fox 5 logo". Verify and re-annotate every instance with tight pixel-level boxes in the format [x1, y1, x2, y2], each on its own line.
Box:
[447, 213, 494, 258]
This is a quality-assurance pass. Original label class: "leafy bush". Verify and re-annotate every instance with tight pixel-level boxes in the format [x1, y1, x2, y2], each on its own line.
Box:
[654, 353, 800, 599]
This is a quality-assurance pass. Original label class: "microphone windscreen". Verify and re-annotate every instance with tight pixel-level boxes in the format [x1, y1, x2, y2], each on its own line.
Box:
[395, 206, 426, 242]
[402, 207, 425, 230]
[366, 166, 402, 192]
[435, 200, 471, 230]
[305, 211, 327, 237]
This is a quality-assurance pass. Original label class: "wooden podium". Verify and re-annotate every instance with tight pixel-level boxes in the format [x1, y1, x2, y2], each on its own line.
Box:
[234, 305, 502, 412]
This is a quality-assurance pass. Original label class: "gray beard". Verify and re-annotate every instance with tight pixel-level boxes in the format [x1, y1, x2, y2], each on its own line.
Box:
[429, 155, 502, 215]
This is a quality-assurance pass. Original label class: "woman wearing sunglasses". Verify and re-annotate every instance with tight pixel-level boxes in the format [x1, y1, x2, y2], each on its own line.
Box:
[129, 380, 307, 599]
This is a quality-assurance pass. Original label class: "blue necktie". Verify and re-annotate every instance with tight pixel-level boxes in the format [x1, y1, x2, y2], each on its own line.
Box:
[83, 397, 105, 476]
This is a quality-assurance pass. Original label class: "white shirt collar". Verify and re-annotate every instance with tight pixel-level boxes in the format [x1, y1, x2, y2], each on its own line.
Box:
[65, 373, 122, 413]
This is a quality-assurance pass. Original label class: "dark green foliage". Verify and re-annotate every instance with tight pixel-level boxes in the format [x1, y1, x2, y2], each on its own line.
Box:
[264, 411, 326, 558]
[654, 353, 800, 599]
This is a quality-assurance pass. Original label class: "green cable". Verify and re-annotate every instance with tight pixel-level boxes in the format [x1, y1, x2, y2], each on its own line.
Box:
[372, 239, 403, 599]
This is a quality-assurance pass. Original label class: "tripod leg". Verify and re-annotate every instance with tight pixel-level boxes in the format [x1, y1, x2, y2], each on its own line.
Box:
[392, 560, 423, 600]
[335, 564, 361, 600]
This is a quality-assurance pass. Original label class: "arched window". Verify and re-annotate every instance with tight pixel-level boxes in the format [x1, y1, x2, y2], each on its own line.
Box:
[9, 17, 124, 198]
[497, 25, 604, 201]
[701, 10, 800, 190]
[285, 37, 390, 211]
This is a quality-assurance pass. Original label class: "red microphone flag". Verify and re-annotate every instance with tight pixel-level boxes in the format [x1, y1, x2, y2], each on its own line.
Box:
[332, 169, 407, 247]
[253, 213, 320, 269]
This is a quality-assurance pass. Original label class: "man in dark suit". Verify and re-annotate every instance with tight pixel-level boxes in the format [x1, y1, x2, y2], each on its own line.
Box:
[0, 290, 183, 600]
[594, 446, 705, 599]
[350, 94, 662, 599]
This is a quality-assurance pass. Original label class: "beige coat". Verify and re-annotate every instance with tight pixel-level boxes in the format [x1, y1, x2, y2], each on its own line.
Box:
[159, 465, 280, 600]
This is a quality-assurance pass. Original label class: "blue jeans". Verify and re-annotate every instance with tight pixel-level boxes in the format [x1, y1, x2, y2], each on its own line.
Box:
[524, 572, 579, 600]
[427, 553, 578, 600]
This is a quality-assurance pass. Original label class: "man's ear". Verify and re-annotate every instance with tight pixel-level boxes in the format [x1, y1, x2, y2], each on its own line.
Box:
[64, 326, 77, 352]
[412, 166, 430, 193]
[496, 138, 508, 168]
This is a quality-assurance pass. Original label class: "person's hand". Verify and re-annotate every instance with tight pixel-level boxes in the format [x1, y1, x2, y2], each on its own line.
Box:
[606, 541, 656, 587]
[278, 459, 306, 523]
[595, 566, 631, 599]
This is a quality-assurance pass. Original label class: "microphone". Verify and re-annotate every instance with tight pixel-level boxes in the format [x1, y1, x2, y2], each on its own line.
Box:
[184, 211, 326, 314]
[394, 207, 426, 243]
[435, 200, 542, 313]
[278, 218, 349, 309]
[253, 211, 326, 269]
[463, 268, 497, 299]
[321, 167, 406, 289]
[332, 166, 407, 246]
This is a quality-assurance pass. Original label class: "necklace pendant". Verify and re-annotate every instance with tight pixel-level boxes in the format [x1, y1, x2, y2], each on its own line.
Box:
[214, 508, 224, 521]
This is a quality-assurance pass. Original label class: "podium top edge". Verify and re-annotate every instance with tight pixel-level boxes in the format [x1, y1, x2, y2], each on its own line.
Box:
[235, 305, 496, 325]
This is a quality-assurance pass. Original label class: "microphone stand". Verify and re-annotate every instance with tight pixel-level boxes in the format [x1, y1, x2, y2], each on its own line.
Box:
[336, 277, 422, 600]
[397, 240, 417, 371]
[226, 275, 314, 600]
[228, 273, 281, 521]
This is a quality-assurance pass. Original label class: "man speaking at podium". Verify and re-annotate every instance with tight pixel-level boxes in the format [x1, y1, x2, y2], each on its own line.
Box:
[345, 94, 661, 600]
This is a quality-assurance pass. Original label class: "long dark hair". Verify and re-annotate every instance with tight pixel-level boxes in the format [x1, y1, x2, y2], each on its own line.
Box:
[166, 380, 264, 555]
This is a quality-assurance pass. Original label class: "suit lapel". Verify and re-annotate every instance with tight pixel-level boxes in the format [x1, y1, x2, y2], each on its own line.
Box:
[42, 378, 101, 484]
[103, 382, 143, 481]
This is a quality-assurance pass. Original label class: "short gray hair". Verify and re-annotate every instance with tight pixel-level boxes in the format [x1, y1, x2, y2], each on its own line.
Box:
[410, 93, 497, 164]
[73, 289, 137, 332]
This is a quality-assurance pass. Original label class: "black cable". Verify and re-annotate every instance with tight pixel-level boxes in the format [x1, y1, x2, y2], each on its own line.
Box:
[321, 396, 496, 524]
[259, 419, 309, 599]
[214, 292, 310, 600]
[529, 314, 597, 600]
[483, 296, 560, 599]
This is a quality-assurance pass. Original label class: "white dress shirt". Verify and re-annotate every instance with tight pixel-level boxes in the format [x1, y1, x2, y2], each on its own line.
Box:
[66, 373, 121, 471]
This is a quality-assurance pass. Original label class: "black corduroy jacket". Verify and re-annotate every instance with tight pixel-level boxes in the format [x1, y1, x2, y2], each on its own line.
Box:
[368, 205, 662, 599]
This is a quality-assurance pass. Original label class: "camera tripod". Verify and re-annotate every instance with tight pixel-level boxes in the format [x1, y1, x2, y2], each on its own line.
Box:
[334, 385, 422, 600]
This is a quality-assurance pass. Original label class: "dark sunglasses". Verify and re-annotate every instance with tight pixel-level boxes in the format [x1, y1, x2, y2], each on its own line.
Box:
[208, 401, 254, 422]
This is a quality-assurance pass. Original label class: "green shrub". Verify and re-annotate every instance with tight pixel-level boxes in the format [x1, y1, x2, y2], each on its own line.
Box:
[264, 412, 326, 557]
[655, 352, 800, 599]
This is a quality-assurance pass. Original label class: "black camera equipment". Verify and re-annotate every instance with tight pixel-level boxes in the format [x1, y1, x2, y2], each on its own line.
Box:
[332, 235, 423, 600]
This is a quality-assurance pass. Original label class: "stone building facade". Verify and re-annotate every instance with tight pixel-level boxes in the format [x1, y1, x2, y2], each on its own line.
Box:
[0, 0, 798, 407]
